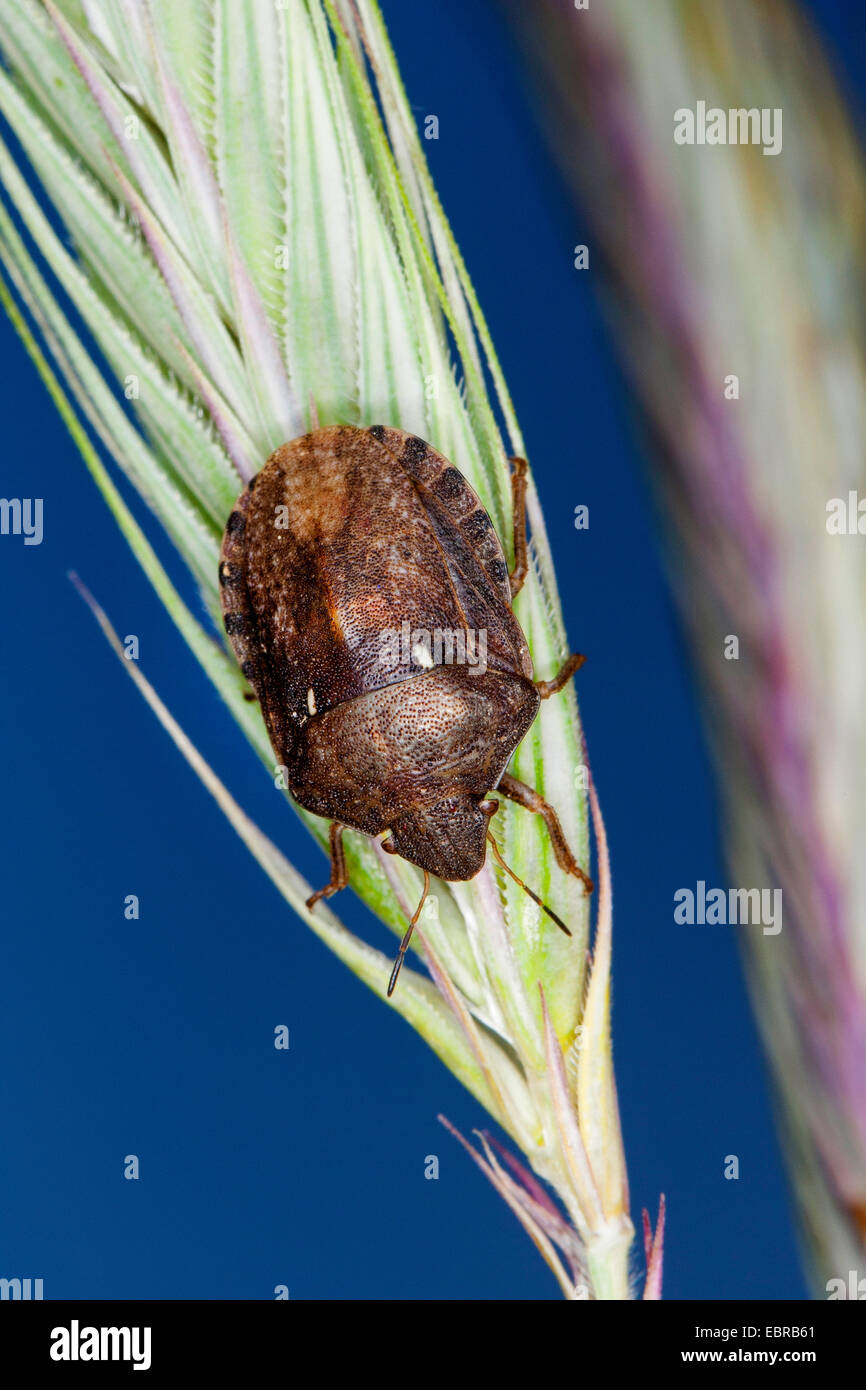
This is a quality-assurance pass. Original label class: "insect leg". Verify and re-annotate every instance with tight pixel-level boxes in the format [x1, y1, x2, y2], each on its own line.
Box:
[497, 772, 594, 893]
[535, 652, 585, 699]
[508, 455, 529, 598]
[306, 822, 349, 910]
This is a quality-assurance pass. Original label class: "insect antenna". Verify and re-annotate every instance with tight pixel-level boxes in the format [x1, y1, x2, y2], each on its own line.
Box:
[387, 869, 431, 997]
[487, 833, 572, 937]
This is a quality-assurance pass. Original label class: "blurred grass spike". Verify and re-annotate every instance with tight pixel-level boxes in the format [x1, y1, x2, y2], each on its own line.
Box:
[505, 0, 866, 1294]
[0, 0, 642, 1298]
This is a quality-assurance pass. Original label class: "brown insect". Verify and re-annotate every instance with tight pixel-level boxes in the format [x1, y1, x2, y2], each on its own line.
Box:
[219, 425, 592, 994]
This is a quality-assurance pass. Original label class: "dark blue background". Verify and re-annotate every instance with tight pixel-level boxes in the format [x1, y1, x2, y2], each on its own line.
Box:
[1, 0, 862, 1300]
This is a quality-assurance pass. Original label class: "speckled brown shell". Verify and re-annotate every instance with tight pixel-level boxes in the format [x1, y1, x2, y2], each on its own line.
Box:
[219, 425, 539, 880]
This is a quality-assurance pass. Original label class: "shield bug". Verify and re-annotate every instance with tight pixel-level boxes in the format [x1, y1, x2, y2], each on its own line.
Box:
[220, 425, 592, 994]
